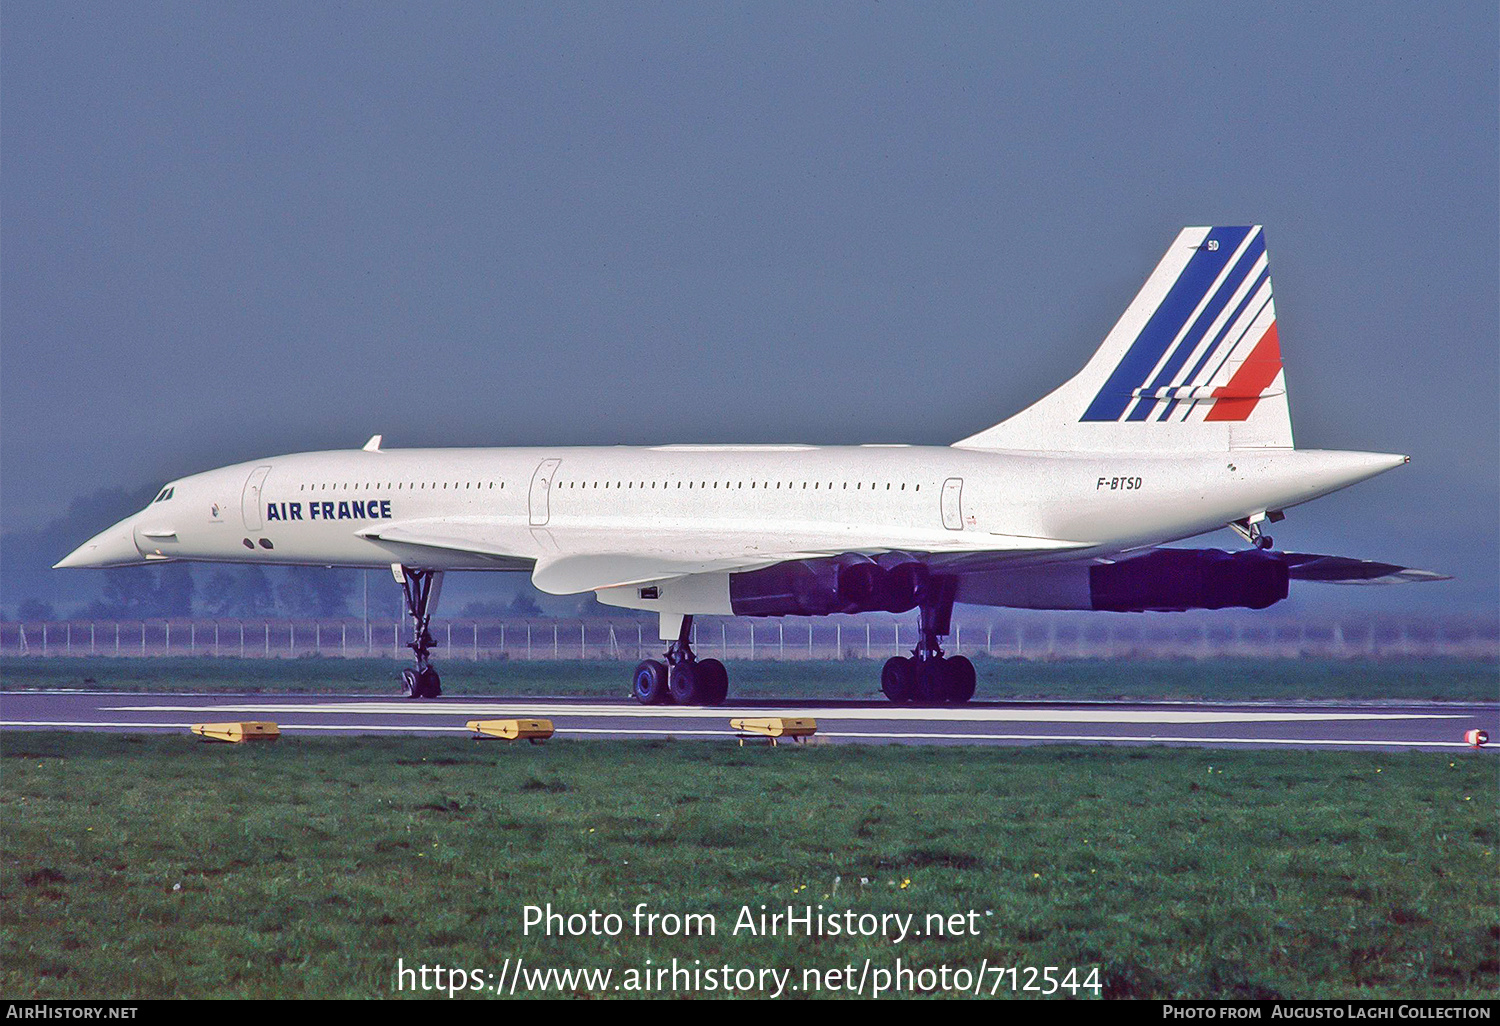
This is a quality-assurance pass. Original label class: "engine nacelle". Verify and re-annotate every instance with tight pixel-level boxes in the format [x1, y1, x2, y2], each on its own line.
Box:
[1089, 549, 1289, 612]
[729, 558, 929, 616]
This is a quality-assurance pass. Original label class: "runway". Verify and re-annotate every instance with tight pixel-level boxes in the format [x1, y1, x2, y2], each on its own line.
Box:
[2, 691, 1495, 751]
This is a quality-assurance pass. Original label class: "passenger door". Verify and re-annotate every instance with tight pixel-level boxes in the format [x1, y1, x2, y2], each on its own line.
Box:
[241, 466, 272, 531]
[941, 477, 964, 531]
[529, 459, 562, 526]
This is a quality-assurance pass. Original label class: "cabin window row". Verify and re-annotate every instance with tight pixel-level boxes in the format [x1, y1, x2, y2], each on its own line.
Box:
[297, 482, 506, 490]
[290, 480, 925, 493]
[557, 480, 921, 491]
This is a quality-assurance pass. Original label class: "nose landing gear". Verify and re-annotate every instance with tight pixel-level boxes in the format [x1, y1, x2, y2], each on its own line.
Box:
[396, 565, 443, 699]
[880, 576, 975, 705]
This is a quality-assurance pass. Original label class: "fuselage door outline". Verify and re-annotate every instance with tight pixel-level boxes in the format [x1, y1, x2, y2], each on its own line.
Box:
[242, 466, 272, 532]
[529, 458, 562, 526]
[941, 476, 964, 531]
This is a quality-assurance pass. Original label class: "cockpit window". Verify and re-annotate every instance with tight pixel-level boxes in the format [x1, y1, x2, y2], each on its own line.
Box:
[153, 487, 175, 503]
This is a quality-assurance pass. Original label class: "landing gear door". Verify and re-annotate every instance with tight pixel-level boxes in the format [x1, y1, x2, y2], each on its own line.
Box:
[241, 466, 272, 531]
[529, 458, 562, 526]
[941, 477, 964, 531]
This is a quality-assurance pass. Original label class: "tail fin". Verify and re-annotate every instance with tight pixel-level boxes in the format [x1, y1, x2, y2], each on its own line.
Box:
[955, 226, 1293, 452]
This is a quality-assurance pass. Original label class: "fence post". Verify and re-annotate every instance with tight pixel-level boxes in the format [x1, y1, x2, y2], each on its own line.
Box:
[116, 623, 120, 655]
[955, 623, 961, 654]
[526, 623, 532, 660]
[778, 622, 784, 659]
[215, 622, 220, 657]
[722, 622, 727, 659]
[265, 623, 270, 657]
[473, 623, 478, 661]
[750, 624, 755, 660]
[141, 622, 146, 656]
[67, 623, 72, 655]
[42, 624, 48, 657]
[836, 623, 841, 660]
[866, 622, 870, 658]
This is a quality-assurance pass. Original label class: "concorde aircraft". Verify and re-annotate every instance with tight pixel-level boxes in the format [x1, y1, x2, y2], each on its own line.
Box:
[56, 226, 1444, 705]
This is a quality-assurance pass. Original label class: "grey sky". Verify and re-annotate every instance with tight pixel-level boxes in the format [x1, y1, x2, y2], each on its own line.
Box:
[3, 2, 1496, 610]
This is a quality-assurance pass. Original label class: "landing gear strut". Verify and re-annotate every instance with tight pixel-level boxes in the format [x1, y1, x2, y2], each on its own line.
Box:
[397, 565, 443, 699]
[881, 577, 975, 705]
[1231, 510, 1285, 550]
[633, 614, 728, 706]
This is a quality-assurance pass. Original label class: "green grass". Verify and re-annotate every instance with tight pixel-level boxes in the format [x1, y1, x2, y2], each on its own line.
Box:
[1, 732, 1495, 999]
[1, 655, 1496, 701]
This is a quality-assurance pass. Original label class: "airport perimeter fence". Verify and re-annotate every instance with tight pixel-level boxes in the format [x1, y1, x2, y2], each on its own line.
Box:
[0, 614, 1495, 661]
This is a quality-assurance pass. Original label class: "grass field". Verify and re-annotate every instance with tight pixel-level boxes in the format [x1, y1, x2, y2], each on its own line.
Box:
[2, 655, 1496, 701]
[1, 732, 1494, 999]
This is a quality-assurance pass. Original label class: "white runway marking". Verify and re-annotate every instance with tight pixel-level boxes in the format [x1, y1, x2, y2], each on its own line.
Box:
[103, 700, 1462, 725]
[1, 721, 1482, 749]
[3, 721, 464, 733]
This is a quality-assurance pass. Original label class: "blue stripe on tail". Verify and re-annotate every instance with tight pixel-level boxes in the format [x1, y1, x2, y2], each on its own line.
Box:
[1080, 226, 1252, 422]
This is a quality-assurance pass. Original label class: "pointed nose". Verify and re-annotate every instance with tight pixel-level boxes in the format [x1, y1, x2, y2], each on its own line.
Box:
[54, 518, 145, 568]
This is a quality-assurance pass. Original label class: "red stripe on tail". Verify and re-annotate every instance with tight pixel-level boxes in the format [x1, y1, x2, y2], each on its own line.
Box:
[1205, 322, 1282, 422]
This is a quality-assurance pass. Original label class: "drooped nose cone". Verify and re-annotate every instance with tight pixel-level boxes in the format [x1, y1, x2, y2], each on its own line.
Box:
[53, 517, 146, 568]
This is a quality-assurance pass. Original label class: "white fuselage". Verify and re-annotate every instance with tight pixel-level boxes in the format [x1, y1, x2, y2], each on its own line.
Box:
[62, 444, 1405, 589]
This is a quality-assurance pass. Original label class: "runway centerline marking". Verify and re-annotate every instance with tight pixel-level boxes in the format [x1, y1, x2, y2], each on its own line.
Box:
[102, 701, 1463, 725]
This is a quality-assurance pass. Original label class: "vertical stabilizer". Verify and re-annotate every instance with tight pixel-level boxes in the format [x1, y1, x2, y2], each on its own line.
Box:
[955, 226, 1293, 452]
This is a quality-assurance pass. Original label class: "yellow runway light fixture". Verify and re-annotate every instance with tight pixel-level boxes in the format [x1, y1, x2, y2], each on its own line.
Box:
[467, 718, 554, 743]
[190, 721, 280, 743]
[730, 717, 817, 746]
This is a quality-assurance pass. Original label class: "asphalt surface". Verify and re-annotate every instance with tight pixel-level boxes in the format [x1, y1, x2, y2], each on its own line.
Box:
[1, 691, 1495, 751]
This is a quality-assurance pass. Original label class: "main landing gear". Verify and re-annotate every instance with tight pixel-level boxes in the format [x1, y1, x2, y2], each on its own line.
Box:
[633, 615, 729, 707]
[880, 578, 976, 705]
[397, 565, 443, 699]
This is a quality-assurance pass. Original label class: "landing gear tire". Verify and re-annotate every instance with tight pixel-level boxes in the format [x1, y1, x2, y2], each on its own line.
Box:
[668, 662, 701, 705]
[881, 656, 916, 703]
[402, 666, 442, 699]
[914, 659, 949, 705]
[694, 658, 729, 706]
[944, 655, 976, 705]
[633, 659, 670, 705]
